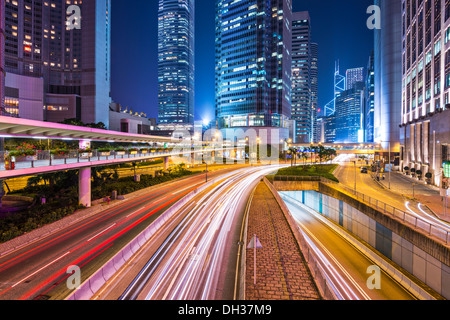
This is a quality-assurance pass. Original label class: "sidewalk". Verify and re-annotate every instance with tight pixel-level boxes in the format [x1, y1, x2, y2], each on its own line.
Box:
[377, 171, 450, 219]
[245, 182, 321, 300]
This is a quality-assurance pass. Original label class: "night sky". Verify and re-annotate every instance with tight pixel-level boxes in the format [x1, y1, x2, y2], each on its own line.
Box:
[111, 0, 374, 122]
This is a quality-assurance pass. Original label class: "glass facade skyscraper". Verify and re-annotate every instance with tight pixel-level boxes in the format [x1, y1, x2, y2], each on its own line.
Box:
[399, 0, 450, 188]
[158, 0, 195, 127]
[365, 51, 375, 143]
[215, 0, 292, 139]
[3, 0, 111, 126]
[311, 42, 319, 143]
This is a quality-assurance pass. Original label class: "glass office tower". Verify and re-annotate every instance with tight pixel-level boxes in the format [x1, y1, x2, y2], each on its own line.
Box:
[158, 0, 195, 127]
[291, 11, 312, 144]
[215, 0, 292, 142]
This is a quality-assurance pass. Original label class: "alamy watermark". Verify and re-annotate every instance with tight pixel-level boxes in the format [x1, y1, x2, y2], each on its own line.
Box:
[66, 5, 81, 30]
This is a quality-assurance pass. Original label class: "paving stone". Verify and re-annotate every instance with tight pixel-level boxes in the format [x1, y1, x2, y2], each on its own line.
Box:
[245, 182, 321, 300]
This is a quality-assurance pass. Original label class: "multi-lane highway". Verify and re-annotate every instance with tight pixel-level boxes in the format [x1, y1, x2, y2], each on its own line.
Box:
[0, 165, 249, 300]
[334, 162, 450, 234]
[95, 165, 287, 300]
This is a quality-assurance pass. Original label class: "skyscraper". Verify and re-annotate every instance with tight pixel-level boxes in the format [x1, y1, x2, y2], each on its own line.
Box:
[215, 0, 292, 142]
[158, 0, 195, 128]
[364, 51, 375, 143]
[346, 67, 365, 90]
[324, 61, 346, 117]
[291, 11, 312, 143]
[400, 0, 450, 188]
[3, 0, 112, 126]
[334, 82, 364, 144]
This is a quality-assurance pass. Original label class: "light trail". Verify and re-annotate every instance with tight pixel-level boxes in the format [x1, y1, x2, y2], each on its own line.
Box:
[405, 201, 450, 231]
[282, 195, 371, 300]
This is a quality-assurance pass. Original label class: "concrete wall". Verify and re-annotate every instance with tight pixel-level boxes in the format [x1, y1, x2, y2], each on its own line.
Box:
[280, 188, 450, 299]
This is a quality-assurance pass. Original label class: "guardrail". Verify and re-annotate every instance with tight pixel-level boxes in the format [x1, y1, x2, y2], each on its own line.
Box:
[272, 175, 450, 245]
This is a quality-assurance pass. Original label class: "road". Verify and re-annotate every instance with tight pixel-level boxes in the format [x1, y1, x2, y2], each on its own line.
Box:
[96, 165, 287, 300]
[333, 162, 450, 233]
[0, 165, 248, 300]
[280, 193, 416, 300]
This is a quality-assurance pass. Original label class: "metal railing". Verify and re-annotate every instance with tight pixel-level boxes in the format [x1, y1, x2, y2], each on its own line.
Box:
[272, 175, 450, 245]
[0, 147, 230, 172]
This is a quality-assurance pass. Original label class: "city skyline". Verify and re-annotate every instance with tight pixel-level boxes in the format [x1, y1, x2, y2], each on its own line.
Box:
[111, 0, 374, 122]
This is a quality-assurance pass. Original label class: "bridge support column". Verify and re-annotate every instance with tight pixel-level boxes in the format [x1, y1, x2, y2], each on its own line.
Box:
[164, 156, 169, 171]
[79, 167, 92, 208]
[191, 153, 196, 166]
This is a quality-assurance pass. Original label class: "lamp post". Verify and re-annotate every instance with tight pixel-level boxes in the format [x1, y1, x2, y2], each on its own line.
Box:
[352, 160, 357, 193]
[378, 141, 392, 190]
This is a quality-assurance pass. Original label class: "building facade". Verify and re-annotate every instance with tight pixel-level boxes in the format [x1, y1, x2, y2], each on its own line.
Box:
[346, 67, 365, 91]
[334, 82, 364, 144]
[400, 0, 450, 187]
[364, 51, 375, 143]
[157, 0, 195, 127]
[290, 12, 319, 144]
[3, 0, 111, 126]
[0, 0, 4, 115]
[215, 0, 292, 143]
[374, 0, 402, 152]
[311, 42, 319, 142]
[291, 12, 312, 144]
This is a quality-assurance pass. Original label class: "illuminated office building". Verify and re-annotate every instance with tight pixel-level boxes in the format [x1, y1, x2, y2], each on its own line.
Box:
[374, 0, 402, 152]
[311, 42, 319, 143]
[158, 0, 195, 127]
[364, 51, 375, 143]
[346, 67, 365, 90]
[334, 82, 364, 144]
[400, 0, 450, 187]
[215, 0, 293, 142]
[3, 0, 111, 126]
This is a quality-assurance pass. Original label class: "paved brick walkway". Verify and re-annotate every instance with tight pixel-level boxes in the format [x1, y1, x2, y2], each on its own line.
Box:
[245, 182, 321, 300]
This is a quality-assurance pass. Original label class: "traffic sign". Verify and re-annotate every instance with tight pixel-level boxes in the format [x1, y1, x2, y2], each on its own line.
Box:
[247, 235, 263, 249]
